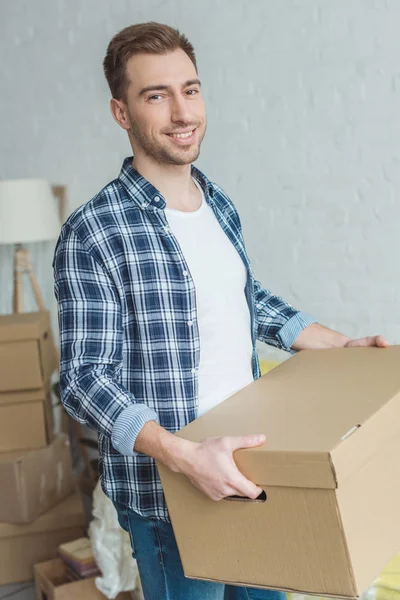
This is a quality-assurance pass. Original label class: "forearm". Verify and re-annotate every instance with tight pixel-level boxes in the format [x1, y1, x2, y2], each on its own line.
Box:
[61, 365, 158, 440]
[291, 322, 350, 351]
[134, 420, 194, 472]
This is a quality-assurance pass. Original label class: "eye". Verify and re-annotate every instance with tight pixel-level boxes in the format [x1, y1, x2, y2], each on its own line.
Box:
[148, 94, 163, 101]
[186, 89, 199, 96]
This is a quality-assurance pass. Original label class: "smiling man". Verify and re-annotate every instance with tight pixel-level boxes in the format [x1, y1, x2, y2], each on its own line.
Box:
[53, 22, 388, 600]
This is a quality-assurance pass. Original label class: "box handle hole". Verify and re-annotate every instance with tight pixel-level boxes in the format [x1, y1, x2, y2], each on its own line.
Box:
[224, 490, 267, 503]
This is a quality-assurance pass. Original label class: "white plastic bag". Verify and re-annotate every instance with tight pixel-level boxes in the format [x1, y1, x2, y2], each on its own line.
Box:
[88, 480, 140, 599]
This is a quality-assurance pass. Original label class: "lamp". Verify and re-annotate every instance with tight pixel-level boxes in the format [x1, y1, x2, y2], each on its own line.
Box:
[0, 178, 63, 313]
[0, 180, 97, 480]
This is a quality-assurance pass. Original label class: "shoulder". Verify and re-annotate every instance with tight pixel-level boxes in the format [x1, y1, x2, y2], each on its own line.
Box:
[65, 178, 127, 234]
[55, 178, 131, 264]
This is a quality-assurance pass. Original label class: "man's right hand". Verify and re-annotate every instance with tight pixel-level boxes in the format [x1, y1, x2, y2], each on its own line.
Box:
[134, 420, 265, 502]
[175, 434, 266, 501]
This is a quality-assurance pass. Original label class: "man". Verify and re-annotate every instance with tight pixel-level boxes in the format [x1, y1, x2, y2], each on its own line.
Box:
[53, 22, 388, 600]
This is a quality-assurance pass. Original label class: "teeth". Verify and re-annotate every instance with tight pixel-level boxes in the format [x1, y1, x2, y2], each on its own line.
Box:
[170, 130, 194, 139]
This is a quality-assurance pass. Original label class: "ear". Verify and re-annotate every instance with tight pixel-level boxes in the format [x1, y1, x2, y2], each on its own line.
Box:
[109, 98, 130, 131]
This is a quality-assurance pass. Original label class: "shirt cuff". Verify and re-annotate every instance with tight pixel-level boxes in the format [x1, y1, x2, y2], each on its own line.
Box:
[111, 404, 160, 457]
[277, 312, 317, 354]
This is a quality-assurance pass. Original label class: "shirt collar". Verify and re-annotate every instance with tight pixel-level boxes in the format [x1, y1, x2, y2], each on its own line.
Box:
[118, 156, 214, 210]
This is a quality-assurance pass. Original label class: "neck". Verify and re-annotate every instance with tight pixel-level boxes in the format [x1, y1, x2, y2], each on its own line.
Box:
[132, 154, 196, 207]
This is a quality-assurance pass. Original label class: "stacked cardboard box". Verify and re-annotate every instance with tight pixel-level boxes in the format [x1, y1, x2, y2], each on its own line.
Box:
[0, 493, 86, 585]
[0, 311, 85, 585]
[0, 311, 56, 451]
[34, 557, 134, 600]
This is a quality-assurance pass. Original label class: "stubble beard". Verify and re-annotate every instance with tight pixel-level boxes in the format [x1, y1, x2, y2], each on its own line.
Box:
[128, 116, 205, 166]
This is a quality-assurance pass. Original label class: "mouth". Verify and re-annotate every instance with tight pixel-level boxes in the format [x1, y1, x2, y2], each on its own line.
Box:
[165, 128, 197, 144]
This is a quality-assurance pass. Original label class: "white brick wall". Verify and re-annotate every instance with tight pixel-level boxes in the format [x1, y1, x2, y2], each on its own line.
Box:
[1, 0, 399, 360]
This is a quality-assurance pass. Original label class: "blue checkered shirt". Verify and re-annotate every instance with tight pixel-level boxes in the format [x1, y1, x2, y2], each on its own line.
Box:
[53, 156, 315, 521]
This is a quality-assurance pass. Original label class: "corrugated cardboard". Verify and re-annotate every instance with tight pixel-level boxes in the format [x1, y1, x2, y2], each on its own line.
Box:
[0, 311, 57, 392]
[0, 492, 86, 585]
[34, 558, 134, 600]
[157, 346, 400, 599]
[0, 387, 53, 452]
[0, 434, 75, 523]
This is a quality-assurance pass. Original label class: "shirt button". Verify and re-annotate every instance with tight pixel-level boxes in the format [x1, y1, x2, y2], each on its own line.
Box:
[191, 368, 196, 374]
[164, 226, 170, 233]
[183, 270, 188, 277]
[154, 196, 160, 202]
[187, 320, 193, 327]
[141, 202, 147, 208]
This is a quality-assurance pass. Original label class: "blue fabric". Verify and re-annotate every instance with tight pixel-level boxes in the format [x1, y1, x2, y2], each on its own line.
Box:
[53, 156, 316, 521]
[114, 501, 287, 600]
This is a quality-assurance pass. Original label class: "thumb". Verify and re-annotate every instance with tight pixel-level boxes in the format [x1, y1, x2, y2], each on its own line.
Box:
[229, 434, 266, 452]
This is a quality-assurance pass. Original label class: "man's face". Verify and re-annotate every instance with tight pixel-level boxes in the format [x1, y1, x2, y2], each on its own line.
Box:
[124, 49, 207, 165]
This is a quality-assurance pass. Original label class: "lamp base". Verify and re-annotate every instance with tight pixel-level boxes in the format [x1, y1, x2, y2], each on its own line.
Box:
[13, 244, 46, 313]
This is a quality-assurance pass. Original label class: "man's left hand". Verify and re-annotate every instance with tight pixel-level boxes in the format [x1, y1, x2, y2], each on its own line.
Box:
[344, 335, 389, 348]
[292, 323, 390, 351]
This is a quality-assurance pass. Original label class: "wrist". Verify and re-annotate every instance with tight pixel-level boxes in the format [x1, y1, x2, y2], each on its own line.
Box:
[332, 332, 351, 348]
[162, 435, 198, 474]
[293, 323, 351, 350]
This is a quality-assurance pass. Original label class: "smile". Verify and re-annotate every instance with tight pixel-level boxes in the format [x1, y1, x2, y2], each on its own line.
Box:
[166, 129, 196, 141]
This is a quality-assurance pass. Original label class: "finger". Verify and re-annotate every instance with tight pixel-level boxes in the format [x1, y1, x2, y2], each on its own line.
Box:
[232, 476, 264, 500]
[348, 335, 390, 348]
[347, 336, 371, 347]
[376, 335, 389, 347]
[226, 434, 266, 452]
[226, 459, 264, 499]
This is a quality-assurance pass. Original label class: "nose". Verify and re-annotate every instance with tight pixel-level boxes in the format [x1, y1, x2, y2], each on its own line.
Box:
[170, 93, 191, 124]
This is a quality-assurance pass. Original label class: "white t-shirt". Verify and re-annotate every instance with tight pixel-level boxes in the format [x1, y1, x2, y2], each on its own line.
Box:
[165, 178, 254, 417]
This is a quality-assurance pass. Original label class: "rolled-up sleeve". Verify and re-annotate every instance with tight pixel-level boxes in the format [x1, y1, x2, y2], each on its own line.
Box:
[253, 279, 316, 353]
[53, 224, 158, 456]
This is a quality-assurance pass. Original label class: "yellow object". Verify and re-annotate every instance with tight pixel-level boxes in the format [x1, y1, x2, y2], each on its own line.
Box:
[258, 359, 279, 375]
[286, 547, 400, 600]
[374, 553, 400, 600]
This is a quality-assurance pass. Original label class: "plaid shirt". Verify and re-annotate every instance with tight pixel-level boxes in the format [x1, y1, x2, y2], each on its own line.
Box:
[53, 156, 315, 521]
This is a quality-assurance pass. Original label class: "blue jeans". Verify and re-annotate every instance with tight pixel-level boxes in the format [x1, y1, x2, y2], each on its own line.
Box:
[114, 502, 286, 600]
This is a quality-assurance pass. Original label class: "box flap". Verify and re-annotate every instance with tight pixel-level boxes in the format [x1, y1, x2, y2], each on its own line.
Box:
[0, 492, 84, 539]
[0, 387, 48, 407]
[0, 311, 50, 343]
[329, 347, 400, 484]
[232, 449, 336, 488]
[176, 346, 400, 489]
[0, 432, 66, 464]
[0, 461, 25, 521]
[0, 435, 74, 524]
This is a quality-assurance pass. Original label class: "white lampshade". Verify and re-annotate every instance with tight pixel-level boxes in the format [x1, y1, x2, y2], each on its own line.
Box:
[0, 178, 61, 245]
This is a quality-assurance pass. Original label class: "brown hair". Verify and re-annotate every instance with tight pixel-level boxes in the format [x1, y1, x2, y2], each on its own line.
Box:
[103, 22, 197, 102]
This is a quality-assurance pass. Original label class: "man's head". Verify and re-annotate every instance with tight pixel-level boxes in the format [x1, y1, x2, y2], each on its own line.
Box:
[104, 22, 206, 166]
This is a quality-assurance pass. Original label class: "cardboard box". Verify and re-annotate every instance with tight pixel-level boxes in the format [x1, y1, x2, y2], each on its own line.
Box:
[0, 310, 57, 392]
[34, 558, 134, 600]
[157, 346, 400, 599]
[0, 492, 86, 585]
[0, 387, 53, 452]
[0, 434, 75, 523]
